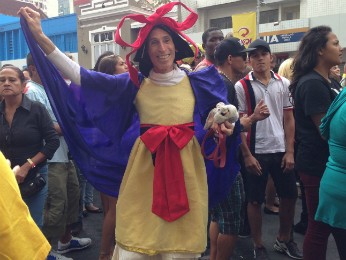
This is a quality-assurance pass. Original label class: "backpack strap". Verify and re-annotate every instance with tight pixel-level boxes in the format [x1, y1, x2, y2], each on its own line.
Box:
[274, 72, 282, 80]
[239, 78, 257, 154]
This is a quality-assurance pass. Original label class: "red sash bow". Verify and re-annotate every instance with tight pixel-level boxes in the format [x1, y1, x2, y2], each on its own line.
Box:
[115, 2, 198, 87]
[140, 123, 194, 222]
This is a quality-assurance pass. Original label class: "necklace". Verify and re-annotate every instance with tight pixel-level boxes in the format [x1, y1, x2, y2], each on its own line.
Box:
[219, 71, 233, 83]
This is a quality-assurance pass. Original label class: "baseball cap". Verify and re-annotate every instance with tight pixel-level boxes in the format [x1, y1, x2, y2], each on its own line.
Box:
[247, 39, 271, 53]
[214, 37, 256, 62]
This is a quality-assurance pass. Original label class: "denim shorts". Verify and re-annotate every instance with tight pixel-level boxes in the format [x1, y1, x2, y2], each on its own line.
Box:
[23, 164, 48, 229]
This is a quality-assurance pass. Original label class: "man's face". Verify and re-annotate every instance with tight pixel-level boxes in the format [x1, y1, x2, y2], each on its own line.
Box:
[203, 30, 224, 60]
[249, 48, 272, 74]
[230, 53, 247, 75]
[28, 64, 42, 84]
[23, 70, 31, 81]
[147, 28, 176, 74]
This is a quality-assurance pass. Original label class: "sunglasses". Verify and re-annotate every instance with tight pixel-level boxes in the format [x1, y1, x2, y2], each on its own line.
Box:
[234, 53, 247, 61]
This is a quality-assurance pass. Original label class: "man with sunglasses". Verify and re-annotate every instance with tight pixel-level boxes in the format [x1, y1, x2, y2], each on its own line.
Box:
[215, 37, 252, 109]
[209, 37, 270, 260]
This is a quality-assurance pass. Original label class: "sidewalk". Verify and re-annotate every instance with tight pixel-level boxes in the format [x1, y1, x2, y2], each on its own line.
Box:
[63, 193, 340, 260]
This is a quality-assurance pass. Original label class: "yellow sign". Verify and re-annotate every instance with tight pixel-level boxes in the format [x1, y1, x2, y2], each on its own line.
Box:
[232, 12, 257, 47]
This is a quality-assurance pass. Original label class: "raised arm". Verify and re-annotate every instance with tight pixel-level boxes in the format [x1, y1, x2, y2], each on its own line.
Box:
[19, 7, 55, 54]
[18, 7, 81, 85]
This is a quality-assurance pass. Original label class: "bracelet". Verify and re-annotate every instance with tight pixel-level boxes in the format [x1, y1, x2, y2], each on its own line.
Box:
[27, 158, 36, 168]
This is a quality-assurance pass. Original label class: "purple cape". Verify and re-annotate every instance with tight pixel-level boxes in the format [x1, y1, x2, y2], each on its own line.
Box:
[21, 17, 241, 207]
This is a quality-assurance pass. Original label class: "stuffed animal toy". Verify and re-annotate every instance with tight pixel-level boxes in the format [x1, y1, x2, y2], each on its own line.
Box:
[204, 102, 239, 130]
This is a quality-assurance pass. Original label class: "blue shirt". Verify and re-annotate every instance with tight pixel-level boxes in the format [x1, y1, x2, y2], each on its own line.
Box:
[25, 80, 69, 163]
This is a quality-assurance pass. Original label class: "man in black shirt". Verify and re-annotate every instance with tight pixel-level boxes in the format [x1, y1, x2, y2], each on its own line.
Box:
[209, 37, 268, 260]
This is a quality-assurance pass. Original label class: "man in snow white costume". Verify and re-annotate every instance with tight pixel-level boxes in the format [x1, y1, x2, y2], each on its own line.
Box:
[20, 2, 244, 258]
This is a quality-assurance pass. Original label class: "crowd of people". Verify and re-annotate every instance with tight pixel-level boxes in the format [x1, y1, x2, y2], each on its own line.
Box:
[1, 2, 346, 260]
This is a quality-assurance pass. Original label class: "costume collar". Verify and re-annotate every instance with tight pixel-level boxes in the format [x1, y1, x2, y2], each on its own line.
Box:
[245, 70, 281, 81]
[148, 64, 186, 86]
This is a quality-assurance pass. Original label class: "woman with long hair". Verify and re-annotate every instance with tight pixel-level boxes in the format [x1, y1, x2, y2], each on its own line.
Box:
[290, 26, 344, 260]
[98, 54, 128, 75]
[96, 54, 128, 259]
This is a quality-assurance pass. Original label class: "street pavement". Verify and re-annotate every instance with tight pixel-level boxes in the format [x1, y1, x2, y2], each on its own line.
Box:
[60, 192, 340, 260]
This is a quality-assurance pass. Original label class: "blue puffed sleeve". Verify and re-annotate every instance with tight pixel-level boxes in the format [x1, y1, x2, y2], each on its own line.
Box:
[21, 17, 140, 197]
[79, 68, 138, 141]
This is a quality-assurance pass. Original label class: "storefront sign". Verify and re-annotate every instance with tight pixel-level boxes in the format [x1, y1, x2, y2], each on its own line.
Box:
[260, 31, 306, 45]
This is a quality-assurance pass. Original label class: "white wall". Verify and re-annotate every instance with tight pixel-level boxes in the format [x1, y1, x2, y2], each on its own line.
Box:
[304, 0, 344, 18]
[1, 59, 27, 69]
[310, 14, 346, 47]
[0, 53, 79, 69]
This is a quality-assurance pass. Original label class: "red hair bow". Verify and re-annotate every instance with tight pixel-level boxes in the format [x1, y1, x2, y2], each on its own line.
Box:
[115, 1, 198, 87]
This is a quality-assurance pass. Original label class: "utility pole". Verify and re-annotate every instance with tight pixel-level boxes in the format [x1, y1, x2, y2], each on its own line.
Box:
[256, 0, 265, 38]
[256, 0, 260, 38]
[178, 0, 182, 23]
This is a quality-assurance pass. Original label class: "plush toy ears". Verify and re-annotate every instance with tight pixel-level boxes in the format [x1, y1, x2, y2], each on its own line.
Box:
[216, 102, 225, 109]
[204, 108, 217, 130]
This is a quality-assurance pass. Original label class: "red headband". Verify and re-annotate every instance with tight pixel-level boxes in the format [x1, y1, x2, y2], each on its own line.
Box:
[115, 1, 198, 87]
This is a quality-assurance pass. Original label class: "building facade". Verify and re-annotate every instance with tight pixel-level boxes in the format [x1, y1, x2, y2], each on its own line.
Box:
[18, 0, 48, 15]
[74, 0, 156, 68]
[186, 0, 346, 64]
[58, 0, 74, 16]
[0, 14, 77, 68]
[73, 0, 346, 68]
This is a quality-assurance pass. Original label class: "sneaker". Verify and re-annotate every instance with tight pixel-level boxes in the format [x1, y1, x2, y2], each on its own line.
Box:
[57, 236, 92, 254]
[273, 239, 303, 259]
[47, 250, 73, 260]
[254, 247, 270, 260]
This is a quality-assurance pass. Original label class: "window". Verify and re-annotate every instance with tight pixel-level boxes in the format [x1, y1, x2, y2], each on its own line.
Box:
[210, 17, 232, 29]
[282, 6, 300, 21]
[90, 26, 120, 68]
[93, 32, 114, 43]
[259, 9, 278, 24]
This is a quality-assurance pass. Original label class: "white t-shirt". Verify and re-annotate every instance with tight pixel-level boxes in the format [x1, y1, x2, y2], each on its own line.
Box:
[235, 71, 293, 154]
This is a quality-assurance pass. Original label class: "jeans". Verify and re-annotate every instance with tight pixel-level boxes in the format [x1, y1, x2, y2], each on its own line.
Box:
[23, 164, 48, 229]
[300, 173, 346, 260]
[79, 170, 94, 206]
